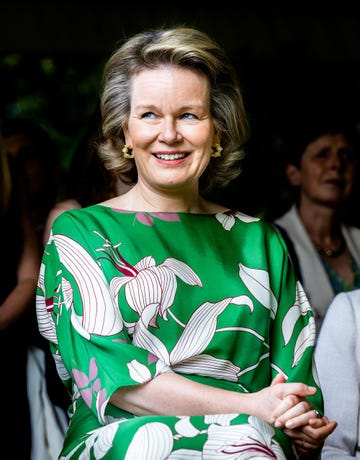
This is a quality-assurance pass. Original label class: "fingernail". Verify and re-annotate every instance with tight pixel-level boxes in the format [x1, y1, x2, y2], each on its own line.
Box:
[274, 420, 282, 428]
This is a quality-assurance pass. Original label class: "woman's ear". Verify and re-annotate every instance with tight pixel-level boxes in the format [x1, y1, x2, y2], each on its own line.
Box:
[213, 131, 221, 146]
[285, 163, 302, 186]
[123, 125, 130, 145]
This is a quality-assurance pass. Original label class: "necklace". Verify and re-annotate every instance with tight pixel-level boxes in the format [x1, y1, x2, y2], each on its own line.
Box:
[315, 238, 346, 258]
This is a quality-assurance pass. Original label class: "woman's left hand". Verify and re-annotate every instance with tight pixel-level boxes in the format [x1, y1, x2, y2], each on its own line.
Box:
[270, 374, 337, 457]
[284, 415, 337, 457]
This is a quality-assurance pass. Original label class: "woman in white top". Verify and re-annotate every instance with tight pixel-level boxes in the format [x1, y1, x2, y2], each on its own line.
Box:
[315, 289, 360, 458]
[274, 113, 360, 334]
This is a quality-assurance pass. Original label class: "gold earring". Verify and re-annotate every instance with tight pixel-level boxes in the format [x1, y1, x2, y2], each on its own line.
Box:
[211, 143, 223, 158]
[122, 144, 134, 159]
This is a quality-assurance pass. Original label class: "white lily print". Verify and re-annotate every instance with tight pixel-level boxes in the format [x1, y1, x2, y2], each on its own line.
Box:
[238, 263, 278, 319]
[282, 282, 313, 346]
[96, 236, 202, 328]
[59, 422, 120, 459]
[126, 359, 171, 383]
[36, 261, 58, 343]
[204, 414, 238, 425]
[279, 281, 316, 367]
[216, 210, 259, 231]
[129, 295, 253, 382]
[203, 415, 286, 459]
[174, 416, 202, 438]
[53, 234, 124, 339]
[125, 422, 174, 460]
[168, 450, 202, 458]
[292, 316, 316, 368]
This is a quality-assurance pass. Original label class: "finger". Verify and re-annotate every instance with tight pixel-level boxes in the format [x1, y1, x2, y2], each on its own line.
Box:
[299, 420, 338, 439]
[284, 428, 322, 446]
[273, 398, 311, 427]
[271, 373, 286, 386]
[280, 383, 317, 399]
[310, 409, 322, 419]
[294, 437, 320, 452]
[308, 417, 327, 428]
[272, 394, 301, 420]
[281, 406, 316, 429]
[284, 407, 320, 429]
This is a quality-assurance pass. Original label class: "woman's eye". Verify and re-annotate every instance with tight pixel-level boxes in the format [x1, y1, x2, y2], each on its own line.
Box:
[315, 149, 328, 159]
[141, 112, 155, 119]
[340, 149, 355, 162]
[181, 113, 198, 120]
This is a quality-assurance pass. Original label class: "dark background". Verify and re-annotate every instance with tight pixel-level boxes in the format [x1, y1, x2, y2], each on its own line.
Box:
[1, 2, 360, 218]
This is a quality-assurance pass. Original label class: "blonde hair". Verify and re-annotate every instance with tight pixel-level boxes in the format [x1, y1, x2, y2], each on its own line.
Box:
[99, 26, 249, 191]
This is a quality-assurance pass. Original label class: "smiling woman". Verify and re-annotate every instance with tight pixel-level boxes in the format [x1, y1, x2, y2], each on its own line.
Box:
[36, 26, 336, 459]
[117, 66, 218, 202]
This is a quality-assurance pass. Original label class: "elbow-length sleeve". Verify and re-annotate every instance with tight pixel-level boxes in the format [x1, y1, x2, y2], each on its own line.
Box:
[36, 212, 171, 424]
[263, 224, 323, 412]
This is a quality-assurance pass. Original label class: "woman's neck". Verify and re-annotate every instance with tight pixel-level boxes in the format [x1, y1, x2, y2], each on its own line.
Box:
[102, 184, 227, 214]
[297, 202, 345, 257]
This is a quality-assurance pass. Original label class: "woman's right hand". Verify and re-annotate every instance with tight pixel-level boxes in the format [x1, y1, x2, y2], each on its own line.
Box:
[267, 373, 337, 457]
[249, 375, 317, 426]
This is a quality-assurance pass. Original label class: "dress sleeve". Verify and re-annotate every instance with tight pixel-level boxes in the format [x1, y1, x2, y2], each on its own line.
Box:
[266, 225, 324, 412]
[36, 214, 171, 424]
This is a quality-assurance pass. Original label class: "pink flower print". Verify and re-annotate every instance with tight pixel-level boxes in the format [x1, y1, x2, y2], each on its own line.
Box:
[112, 209, 181, 226]
[136, 212, 181, 226]
[72, 357, 107, 411]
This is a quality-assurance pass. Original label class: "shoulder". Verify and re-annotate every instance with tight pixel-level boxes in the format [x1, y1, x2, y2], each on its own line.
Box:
[325, 290, 360, 318]
[51, 204, 103, 230]
[224, 210, 286, 250]
[54, 198, 82, 212]
[345, 224, 360, 239]
[273, 205, 297, 226]
[319, 290, 360, 337]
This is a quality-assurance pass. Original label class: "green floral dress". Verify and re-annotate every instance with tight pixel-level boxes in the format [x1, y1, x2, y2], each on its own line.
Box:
[36, 205, 323, 459]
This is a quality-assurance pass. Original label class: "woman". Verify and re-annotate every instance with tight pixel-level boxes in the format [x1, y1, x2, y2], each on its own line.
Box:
[36, 27, 336, 459]
[274, 115, 360, 333]
[315, 289, 360, 458]
[0, 133, 40, 458]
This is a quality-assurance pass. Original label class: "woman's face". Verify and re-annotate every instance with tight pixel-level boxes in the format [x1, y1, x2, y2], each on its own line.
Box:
[287, 133, 357, 206]
[124, 66, 218, 194]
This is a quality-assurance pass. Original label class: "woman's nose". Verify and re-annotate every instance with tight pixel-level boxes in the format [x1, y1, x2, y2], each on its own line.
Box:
[329, 153, 341, 168]
[158, 118, 182, 143]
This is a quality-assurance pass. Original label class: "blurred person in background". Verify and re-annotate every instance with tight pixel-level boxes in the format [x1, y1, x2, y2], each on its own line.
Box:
[315, 289, 360, 458]
[273, 112, 360, 334]
[0, 129, 40, 458]
[2, 117, 62, 250]
[2, 117, 68, 459]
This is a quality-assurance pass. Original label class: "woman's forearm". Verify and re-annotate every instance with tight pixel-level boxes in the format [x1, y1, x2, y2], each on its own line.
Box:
[111, 371, 249, 416]
[110, 370, 317, 425]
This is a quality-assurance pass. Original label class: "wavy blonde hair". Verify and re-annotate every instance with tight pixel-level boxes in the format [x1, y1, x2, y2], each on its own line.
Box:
[98, 27, 249, 191]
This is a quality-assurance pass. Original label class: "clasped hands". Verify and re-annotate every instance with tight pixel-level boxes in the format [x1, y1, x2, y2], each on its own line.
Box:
[258, 373, 337, 457]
